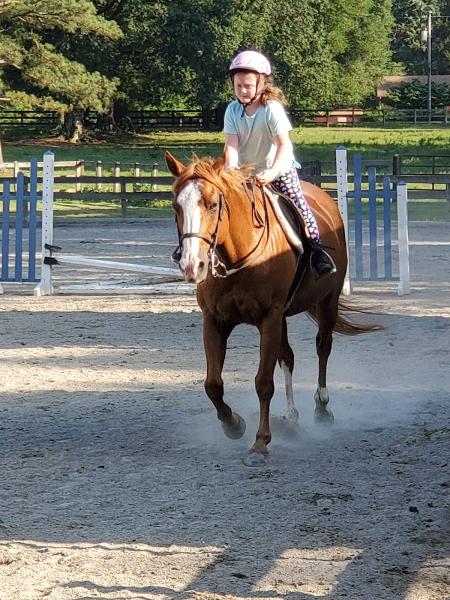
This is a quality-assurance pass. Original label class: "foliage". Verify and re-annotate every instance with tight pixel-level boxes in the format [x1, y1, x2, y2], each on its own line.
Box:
[0, 0, 122, 112]
[386, 79, 450, 107]
[391, 0, 450, 75]
[266, 0, 393, 109]
[6, 0, 445, 118]
[61, 0, 394, 113]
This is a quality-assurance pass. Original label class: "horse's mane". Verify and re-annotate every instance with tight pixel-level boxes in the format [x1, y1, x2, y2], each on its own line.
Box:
[173, 155, 253, 197]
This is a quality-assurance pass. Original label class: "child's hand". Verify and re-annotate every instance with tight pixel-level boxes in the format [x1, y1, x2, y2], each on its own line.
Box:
[256, 169, 276, 185]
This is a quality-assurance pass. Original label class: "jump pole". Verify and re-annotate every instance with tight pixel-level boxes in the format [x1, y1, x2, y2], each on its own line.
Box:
[51, 255, 180, 277]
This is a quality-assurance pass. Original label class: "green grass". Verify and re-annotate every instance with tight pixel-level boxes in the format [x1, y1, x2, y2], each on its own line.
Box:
[2, 126, 449, 220]
[2, 198, 173, 219]
[4, 126, 450, 167]
[51, 199, 173, 219]
[346, 199, 448, 221]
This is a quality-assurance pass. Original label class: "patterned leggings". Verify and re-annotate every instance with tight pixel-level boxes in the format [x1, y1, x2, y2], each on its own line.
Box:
[271, 167, 320, 242]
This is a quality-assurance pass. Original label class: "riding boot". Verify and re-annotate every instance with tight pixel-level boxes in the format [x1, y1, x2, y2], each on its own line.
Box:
[310, 242, 337, 280]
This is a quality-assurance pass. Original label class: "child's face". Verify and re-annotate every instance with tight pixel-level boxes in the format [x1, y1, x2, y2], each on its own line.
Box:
[232, 72, 259, 104]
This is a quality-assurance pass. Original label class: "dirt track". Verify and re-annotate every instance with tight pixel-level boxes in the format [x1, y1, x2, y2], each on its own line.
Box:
[0, 219, 449, 599]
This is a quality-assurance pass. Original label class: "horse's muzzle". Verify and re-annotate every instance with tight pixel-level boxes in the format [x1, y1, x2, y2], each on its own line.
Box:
[179, 256, 208, 283]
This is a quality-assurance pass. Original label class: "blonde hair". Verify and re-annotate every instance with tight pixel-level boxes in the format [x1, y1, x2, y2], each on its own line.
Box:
[260, 78, 287, 105]
[230, 71, 287, 105]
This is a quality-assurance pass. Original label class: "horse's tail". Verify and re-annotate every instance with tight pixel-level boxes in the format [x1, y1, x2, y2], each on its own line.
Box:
[306, 298, 385, 336]
[333, 299, 385, 336]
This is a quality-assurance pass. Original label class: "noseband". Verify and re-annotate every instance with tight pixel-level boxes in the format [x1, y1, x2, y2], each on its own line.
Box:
[173, 180, 268, 278]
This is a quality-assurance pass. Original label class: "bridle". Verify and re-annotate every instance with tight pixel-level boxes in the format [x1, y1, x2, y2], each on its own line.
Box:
[173, 179, 269, 278]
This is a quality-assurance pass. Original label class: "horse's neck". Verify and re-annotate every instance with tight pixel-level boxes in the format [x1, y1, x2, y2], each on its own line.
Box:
[222, 186, 265, 263]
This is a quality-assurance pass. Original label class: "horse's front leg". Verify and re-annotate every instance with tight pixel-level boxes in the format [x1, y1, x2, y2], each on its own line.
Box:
[203, 313, 246, 440]
[245, 307, 284, 466]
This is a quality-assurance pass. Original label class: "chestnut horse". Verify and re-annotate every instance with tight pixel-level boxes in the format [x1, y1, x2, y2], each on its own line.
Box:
[166, 151, 379, 466]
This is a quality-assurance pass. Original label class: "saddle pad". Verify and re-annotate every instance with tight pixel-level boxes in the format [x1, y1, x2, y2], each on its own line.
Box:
[264, 187, 304, 255]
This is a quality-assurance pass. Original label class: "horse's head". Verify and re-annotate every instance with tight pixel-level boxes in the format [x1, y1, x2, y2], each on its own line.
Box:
[165, 151, 231, 283]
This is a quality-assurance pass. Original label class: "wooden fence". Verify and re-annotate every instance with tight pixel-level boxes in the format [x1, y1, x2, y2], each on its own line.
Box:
[1, 156, 449, 218]
[2, 107, 450, 132]
[0, 160, 172, 217]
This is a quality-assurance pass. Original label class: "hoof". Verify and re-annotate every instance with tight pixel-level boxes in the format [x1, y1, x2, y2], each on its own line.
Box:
[270, 414, 299, 437]
[285, 407, 299, 424]
[222, 412, 246, 440]
[314, 387, 333, 425]
[314, 407, 334, 425]
[243, 451, 267, 467]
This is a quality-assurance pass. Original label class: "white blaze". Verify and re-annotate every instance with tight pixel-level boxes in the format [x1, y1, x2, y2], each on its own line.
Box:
[177, 181, 202, 259]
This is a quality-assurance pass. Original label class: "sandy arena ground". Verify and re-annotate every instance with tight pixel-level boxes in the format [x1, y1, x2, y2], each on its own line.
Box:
[0, 218, 449, 599]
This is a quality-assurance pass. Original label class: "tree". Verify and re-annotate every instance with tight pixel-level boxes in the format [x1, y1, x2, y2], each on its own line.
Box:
[69, 0, 278, 119]
[0, 0, 122, 140]
[121, 0, 393, 112]
[386, 79, 450, 107]
[265, 0, 393, 108]
[391, 0, 450, 75]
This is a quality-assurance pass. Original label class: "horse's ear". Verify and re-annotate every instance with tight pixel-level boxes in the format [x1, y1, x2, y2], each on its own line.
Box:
[212, 154, 225, 172]
[165, 151, 185, 176]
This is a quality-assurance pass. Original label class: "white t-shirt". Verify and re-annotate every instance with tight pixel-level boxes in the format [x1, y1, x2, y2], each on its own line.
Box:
[223, 99, 294, 176]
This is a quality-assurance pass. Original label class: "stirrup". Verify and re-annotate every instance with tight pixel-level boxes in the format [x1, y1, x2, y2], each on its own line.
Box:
[310, 246, 337, 280]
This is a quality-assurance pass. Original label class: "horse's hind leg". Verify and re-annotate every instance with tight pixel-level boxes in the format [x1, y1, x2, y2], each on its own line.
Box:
[313, 295, 338, 423]
[278, 317, 299, 424]
[203, 313, 246, 440]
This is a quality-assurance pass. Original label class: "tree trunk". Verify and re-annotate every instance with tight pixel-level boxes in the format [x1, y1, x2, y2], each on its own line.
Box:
[61, 108, 85, 142]
[113, 100, 133, 131]
[201, 106, 211, 130]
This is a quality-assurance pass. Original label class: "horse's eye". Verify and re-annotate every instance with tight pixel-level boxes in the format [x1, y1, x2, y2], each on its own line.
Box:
[209, 202, 218, 212]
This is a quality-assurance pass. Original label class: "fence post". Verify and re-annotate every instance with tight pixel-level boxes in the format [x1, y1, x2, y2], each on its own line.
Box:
[114, 162, 120, 193]
[14, 172, 25, 281]
[13, 160, 19, 192]
[120, 181, 127, 217]
[432, 155, 436, 190]
[151, 162, 158, 192]
[335, 146, 352, 295]
[1, 181, 11, 284]
[76, 159, 84, 192]
[96, 160, 102, 190]
[34, 151, 55, 296]
[396, 181, 410, 296]
[392, 153, 400, 196]
[133, 162, 140, 192]
[22, 175, 29, 225]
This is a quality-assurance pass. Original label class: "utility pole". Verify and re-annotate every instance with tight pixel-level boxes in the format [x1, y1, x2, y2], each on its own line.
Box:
[427, 10, 432, 123]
